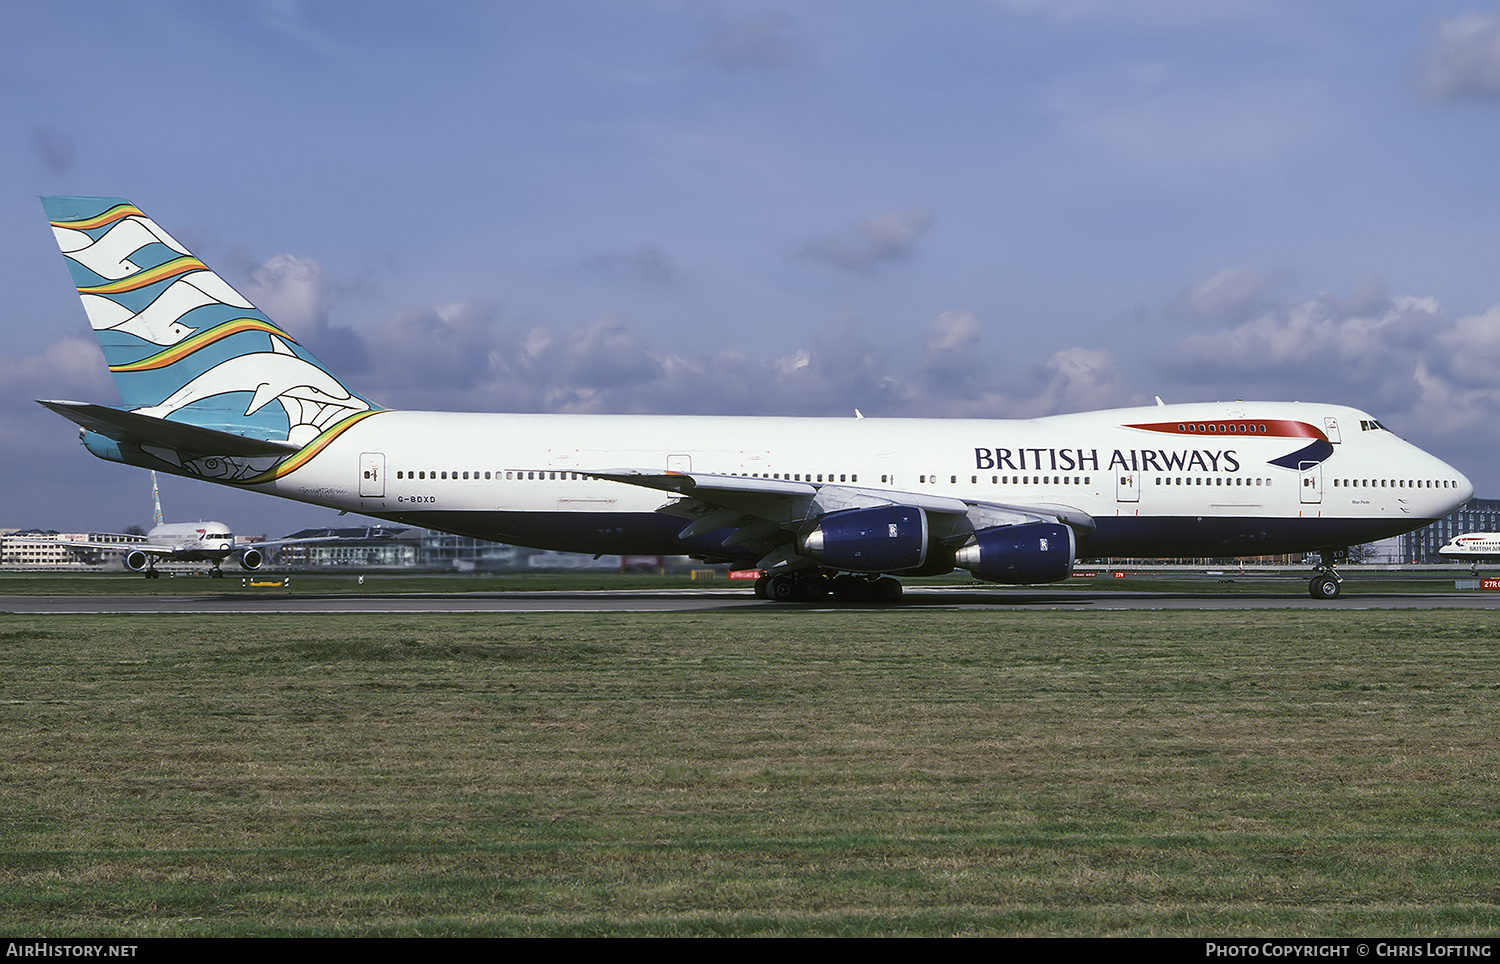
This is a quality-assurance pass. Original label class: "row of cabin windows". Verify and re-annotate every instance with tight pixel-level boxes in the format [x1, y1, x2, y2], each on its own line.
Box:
[389, 470, 1463, 492]
[729, 472, 859, 482]
[395, 470, 863, 483]
[1155, 476, 1271, 487]
[1175, 423, 1272, 434]
[394, 470, 587, 481]
[951, 475, 1092, 486]
[1333, 478, 1459, 489]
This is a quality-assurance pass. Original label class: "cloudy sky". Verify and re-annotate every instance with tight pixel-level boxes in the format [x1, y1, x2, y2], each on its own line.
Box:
[4, 1, 1500, 535]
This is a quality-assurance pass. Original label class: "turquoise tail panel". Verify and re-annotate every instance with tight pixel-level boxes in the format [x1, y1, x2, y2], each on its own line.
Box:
[41, 196, 380, 451]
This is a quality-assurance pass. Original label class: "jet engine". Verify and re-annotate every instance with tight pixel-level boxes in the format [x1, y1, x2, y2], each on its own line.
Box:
[122, 549, 150, 572]
[239, 547, 263, 570]
[798, 505, 928, 572]
[954, 521, 1074, 584]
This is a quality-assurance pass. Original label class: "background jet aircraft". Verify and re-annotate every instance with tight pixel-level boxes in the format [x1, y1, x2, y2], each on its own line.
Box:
[1439, 533, 1500, 573]
[35, 197, 1475, 600]
[60, 471, 331, 578]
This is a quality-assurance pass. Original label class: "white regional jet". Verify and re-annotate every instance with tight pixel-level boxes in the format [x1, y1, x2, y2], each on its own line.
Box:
[1439, 533, 1500, 572]
[35, 197, 1474, 601]
[60, 470, 323, 578]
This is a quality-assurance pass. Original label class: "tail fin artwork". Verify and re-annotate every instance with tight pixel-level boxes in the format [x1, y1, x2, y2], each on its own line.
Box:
[38, 196, 381, 485]
[151, 470, 164, 529]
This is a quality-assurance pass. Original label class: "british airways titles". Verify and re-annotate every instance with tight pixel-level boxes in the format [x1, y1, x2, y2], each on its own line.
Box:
[974, 446, 1245, 474]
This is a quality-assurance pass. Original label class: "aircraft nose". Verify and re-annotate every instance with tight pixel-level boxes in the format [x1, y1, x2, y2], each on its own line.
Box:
[1435, 452, 1475, 508]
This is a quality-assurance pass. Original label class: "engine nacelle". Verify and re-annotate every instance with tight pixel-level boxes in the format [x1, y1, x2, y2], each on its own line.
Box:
[954, 522, 1074, 584]
[798, 505, 928, 572]
[239, 547, 263, 571]
[122, 549, 150, 572]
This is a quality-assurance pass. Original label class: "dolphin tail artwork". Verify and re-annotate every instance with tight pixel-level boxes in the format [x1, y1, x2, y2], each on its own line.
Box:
[37, 195, 381, 485]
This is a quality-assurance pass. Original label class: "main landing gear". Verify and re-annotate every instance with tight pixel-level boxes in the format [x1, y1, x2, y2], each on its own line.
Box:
[753, 571, 903, 604]
[1308, 549, 1346, 600]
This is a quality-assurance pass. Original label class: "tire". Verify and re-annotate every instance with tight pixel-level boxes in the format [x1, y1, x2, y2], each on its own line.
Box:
[769, 575, 799, 602]
[799, 575, 830, 601]
[1309, 574, 1340, 600]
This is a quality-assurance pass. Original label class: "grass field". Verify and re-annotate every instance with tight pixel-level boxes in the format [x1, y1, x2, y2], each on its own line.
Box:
[0, 566, 1479, 597]
[1, 608, 1497, 936]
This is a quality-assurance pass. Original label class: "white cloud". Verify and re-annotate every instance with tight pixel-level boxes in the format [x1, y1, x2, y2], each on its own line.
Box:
[0, 336, 116, 428]
[1174, 266, 1277, 322]
[1163, 292, 1442, 407]
[245, 254, 328, 332]
[804, 209, 930, 272]
[1433, 304, 1500, 388]
[800, 209, 936, 273]
[1420, 10, 1500, 102]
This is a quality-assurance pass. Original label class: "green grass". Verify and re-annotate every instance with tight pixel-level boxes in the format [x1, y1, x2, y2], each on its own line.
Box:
[1, 610, 1497, 935]
[0, 570, 717, 595]
[0, 567, 1479, 596]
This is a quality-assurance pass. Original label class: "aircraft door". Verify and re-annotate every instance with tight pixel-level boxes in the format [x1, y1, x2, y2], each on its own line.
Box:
[667, 454, 691, 473]
[1299, 461, 1322, 504]
[360, 453, 385, 497]
[1116, 471, 1139, 503]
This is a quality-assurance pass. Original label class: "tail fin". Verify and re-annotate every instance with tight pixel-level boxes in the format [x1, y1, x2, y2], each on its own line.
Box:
[151, 471, 164, 529]
[41, 196, 379, 449]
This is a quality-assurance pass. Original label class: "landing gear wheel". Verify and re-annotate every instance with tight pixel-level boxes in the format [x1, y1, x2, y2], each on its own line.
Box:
[1309, 574, 1341, 600]
[873, 577, 903, 603]
[799, 574, 830, 601]
[754, 574, 772, 599]
[768, 575, 800, 602]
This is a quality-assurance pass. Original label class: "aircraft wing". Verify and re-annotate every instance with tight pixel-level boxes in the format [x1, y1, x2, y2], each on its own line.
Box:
[49, 538, 176, 557]
[587, 469, 1095, 568]
[49, 534, 336, 557]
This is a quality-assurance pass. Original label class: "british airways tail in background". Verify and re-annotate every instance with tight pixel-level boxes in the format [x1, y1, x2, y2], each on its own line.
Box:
[37, 196, 1474, 601]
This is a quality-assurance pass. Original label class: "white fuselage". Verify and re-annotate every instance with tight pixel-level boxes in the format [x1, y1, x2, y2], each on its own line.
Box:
[235, 400, 1471, 561]
[144, 522, 236, 560]
[1439, 534, 1500, 562]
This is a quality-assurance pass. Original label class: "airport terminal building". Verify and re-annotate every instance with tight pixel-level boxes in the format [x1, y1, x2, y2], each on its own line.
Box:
[0, 526, 636, 573]
[1, 529, 146, 568]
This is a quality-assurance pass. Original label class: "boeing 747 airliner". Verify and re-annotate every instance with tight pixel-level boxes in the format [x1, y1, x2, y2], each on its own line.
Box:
[35, 197, 1474, 600]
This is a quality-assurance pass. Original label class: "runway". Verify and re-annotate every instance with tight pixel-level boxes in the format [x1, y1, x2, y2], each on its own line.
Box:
[7, 586, 1500, 613]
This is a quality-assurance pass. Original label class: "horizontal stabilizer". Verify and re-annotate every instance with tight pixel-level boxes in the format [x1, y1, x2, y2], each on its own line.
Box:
[36, 400, 301, 458]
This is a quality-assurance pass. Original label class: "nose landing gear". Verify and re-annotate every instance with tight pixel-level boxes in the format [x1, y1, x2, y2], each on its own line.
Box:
[1308, 549, 1346, 600]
